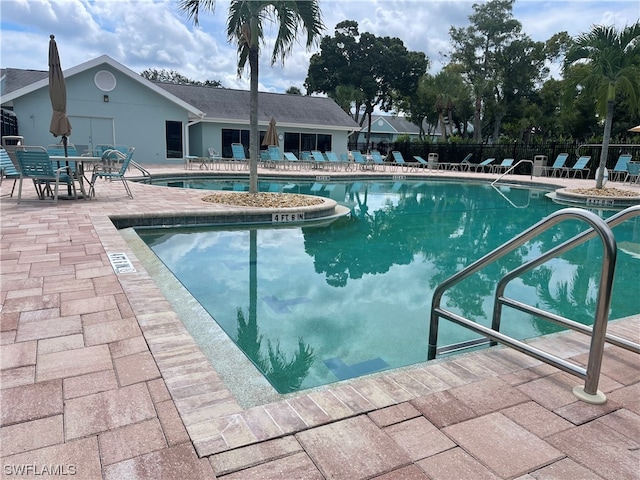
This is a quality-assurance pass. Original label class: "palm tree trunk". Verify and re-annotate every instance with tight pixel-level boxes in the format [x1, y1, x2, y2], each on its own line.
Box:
[596, 99, 614, 189]
[249, 15, 259, 194]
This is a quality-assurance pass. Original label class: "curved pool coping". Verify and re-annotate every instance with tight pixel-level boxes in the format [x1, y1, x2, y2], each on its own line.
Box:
[549, 188, 640, 208]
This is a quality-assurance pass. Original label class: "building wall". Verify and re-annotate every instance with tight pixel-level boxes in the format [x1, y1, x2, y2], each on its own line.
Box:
[190, 121, 352, 159]
[9, 64, 190, 164]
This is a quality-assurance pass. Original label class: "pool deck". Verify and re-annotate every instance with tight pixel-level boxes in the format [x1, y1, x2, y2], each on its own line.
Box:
[1, 165, 639, 479]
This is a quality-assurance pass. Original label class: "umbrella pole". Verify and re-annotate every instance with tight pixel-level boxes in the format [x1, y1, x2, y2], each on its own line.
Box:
[62, 135, 73, 197]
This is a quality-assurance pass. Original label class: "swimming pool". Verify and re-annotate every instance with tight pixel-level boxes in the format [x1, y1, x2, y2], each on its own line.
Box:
[137, 179, 640, 394]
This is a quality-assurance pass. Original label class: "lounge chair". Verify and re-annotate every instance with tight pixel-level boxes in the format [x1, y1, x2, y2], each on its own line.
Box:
[268, 145, 286, 169]
[351, 151, 374, 171]
[493, 158, 514, 174]
[610, 154, 633, 181]
[457, 153, 473, 171]
[565, 156, 591, 178]
[283, 152, 307, 170]
[324, 151, 346, 171]
[15, 146, 78, 204]
[413, 156, 428, 168]
[623, 161, 640, 185]
[0, 147, 20, 197]
[391, 151, 413, 172]
[469, 158, 495, 173]
[370, 151, 386, 171]
[541, 153, 569, 177]
[89, 147, 135, 199]
[231, 143, 249, 171]
[311, 150, 327, 170]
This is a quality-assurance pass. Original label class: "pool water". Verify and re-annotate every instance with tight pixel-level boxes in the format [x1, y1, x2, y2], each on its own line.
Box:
[138, 179, 640, 393]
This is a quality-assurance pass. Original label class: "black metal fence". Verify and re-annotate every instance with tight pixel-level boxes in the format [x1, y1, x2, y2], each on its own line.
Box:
[348, 140, 640, 178]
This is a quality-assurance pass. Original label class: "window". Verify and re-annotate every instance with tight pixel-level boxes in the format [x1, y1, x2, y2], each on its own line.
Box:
[283, 133, 332, 155]
[165, 121, 183, 158]
[222, 129, 257, 158]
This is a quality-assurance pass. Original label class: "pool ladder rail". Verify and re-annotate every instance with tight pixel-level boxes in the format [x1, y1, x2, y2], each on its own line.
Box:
[428, 205, 640, 405]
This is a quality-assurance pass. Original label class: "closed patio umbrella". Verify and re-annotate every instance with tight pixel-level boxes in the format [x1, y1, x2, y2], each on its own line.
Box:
[629, 125, 640, 133]
[262, 116, 278, 147]
[48, 34, 71, 156]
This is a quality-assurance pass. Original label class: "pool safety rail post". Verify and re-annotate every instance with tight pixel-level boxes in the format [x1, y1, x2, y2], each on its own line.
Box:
[429, 206, 640, 404]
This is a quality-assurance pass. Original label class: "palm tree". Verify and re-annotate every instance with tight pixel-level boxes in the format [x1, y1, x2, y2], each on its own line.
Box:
[179, 0, 324, 193]
[564, 23, 640, 188]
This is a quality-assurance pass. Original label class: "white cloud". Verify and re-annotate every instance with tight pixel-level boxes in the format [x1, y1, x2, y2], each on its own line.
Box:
[1, 0, 638, 92]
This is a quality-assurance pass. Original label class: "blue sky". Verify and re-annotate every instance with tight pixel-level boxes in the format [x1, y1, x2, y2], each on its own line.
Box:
[1, 0, 638, 94]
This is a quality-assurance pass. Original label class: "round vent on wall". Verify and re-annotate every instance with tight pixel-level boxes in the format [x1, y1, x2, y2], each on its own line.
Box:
[94, 70, 116, 92]
[378, 119, 384, 126]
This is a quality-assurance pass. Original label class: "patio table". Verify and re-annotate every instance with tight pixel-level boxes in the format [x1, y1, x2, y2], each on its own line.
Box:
[50, 155, 103, 199]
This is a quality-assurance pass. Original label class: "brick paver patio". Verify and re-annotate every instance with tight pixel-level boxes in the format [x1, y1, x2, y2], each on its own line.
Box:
[1, 165, 638, 479]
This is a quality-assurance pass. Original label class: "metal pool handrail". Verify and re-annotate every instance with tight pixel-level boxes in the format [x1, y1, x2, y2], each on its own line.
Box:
[491, 158, 533, 186]
[428, 207, 624, 404]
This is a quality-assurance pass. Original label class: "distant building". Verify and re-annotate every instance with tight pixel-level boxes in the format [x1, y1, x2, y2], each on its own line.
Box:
[1, 55, 359, 163]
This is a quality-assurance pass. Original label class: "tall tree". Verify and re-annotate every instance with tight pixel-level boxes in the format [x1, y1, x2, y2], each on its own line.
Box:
[179, 0, 324, 193]
[564, 22, 640, 188]
[305, 21, 428, 150]
[449, 0, 522, 141]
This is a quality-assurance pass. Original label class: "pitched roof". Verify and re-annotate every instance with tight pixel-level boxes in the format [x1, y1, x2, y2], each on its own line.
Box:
[360, 115, 420, 134]
[1, 68, 48, 95]
[156, 82, 358, 130]
[1, 55, 359, 132]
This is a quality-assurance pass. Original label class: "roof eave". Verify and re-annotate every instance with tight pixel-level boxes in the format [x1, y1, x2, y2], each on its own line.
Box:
[1, 55, 204, 116]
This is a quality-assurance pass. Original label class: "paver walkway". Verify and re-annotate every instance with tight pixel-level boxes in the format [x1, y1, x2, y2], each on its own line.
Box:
[1, 165, 639, 479]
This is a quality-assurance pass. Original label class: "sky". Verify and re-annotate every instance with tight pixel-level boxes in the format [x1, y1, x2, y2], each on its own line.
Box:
[1, 0, 639, 95]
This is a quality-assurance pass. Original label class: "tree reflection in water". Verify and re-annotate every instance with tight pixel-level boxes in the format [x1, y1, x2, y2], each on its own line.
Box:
[236, 308, 315, 393]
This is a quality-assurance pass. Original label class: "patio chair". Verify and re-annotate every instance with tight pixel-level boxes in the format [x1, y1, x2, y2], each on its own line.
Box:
[565, 156, 591, 178]
[623, 162, 640, 185]
[0, 147, 20, 197]
[325, 151, 347, 171]
[456, 153, 473, 171]
[370, 151, 386, 171]
[493, 158, 514, 174]
[351, 150, 374, 171]
[15, 146, 78, 204]
[610, 154, 633, 181]
[413, 156, 428, 168]
[311, 150, 327, 170]
[89, 147, 135, 199]
[469, 158, 495, 173]
[541, 153, 569, 177]
[46, 143, 80, 157]
[208, 147, 222, 170]
[391, 151, 413, 172]
[231, 143, 248, 171]
[283, 152, 306, 170]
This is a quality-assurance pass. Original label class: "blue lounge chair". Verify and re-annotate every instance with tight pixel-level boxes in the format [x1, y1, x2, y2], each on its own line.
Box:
[231, 143, 248, 171]
[457, 153, 473, 171]
[268, 145, 285, 169]
[351, 151, 374, 171]
[324, 151, 346, 171]
[542, 153, 569, 177]
[391, 151, 413, 172]
[610, 154, 633, 181]
[311, 150, 327, 170]
[565, 156, 591, 178]
[15, 146, 78, 204]
[413, 156, 428, 168]
[370, 151, 386, 171]
[0, 147, 20, 197]
[89, 147, 135, 198]
[623, 161, 640, 185]
[469, 158, 495, 173]
[493, 158, 514, 174]
[283, 152, 305, 170]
